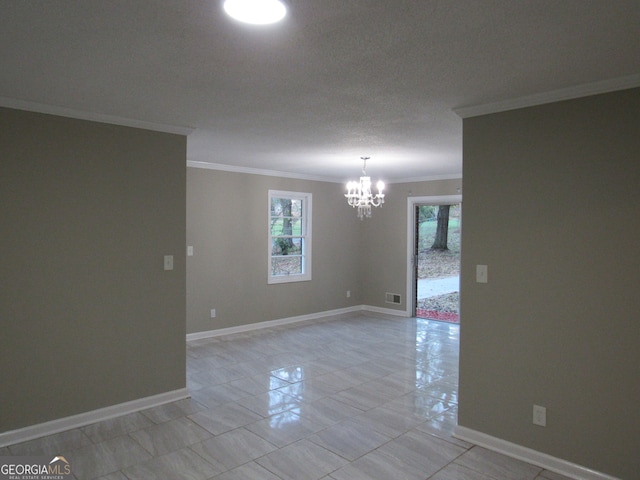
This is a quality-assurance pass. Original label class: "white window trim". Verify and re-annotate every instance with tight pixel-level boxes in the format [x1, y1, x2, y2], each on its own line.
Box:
[268, 190, 312, 284]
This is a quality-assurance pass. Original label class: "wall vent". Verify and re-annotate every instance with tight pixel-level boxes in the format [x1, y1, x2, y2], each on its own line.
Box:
[385, 292, 402, 305]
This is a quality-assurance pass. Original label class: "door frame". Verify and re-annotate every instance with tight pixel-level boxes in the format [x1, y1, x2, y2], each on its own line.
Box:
[406, 195, 462, 317]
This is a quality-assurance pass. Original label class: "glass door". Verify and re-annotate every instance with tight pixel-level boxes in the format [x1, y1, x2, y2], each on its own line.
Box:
[414, 203, 461, 323]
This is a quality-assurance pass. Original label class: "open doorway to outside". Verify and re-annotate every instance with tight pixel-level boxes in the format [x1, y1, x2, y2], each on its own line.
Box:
[407, 195, 462, 323]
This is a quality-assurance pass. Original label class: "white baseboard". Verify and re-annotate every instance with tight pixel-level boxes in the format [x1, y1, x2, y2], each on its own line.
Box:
[187, 306, 365, 341]
[186, 305, 410, 341]
[2, 307, 407, 448]
[453, 425, 620, 480]
[363, 305, 410, 317]
[0, 388, 189, 448]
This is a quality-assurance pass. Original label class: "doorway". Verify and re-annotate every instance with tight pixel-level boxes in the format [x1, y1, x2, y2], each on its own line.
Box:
[406, 195, 462, 322]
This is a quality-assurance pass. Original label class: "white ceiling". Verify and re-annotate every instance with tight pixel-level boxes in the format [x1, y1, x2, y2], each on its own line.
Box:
[1, 1, 639, 182]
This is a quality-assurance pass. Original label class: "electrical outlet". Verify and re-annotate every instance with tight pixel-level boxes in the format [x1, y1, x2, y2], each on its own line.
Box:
[210, 309, 216, 318]
[164, 255, 174, 271]
[533, 405, 546, 427]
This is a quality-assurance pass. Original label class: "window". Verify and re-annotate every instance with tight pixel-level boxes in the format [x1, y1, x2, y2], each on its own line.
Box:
[268, 190, 312, 284]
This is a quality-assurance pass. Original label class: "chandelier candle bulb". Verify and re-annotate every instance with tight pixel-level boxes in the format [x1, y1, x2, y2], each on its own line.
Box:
[345, 157, 385, 219]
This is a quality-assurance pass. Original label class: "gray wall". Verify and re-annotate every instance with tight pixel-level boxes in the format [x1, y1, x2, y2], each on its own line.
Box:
[186, 168, 362, 333]
[186, 169, 462, 333]
[458, 88, 640, 479]
[360, 178, 462, 311]
[0, 108, 187, 433]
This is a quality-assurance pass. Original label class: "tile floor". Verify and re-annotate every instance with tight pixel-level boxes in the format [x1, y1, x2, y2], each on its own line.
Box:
[3, 312, 573, 480]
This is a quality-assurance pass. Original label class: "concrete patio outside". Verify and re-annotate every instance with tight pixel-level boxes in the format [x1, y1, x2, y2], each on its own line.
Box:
[417, 275, 459, 300]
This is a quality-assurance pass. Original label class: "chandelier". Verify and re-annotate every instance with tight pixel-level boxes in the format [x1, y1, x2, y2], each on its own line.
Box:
[345, 157, 385, 219]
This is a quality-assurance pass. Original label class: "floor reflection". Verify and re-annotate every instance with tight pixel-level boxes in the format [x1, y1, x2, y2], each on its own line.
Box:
[186, 314, 460, 449]
[268, 408, 300, 429]
[269, 367, 304, 426]
[11, 315, 555, 480]
[412, 318, 460, 419]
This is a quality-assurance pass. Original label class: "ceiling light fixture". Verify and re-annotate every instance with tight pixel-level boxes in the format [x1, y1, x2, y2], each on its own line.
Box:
[345, 157, 385, 220]
[223, 0, 287, 25]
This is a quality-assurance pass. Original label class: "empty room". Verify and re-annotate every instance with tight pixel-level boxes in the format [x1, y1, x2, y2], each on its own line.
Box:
[1, 2, 639, 479]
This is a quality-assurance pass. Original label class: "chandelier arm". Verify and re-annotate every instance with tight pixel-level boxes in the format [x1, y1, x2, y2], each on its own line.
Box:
[345, 156, 383, 218]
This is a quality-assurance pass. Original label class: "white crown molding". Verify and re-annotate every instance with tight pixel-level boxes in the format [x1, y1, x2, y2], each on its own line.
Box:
[0, 97, 195, 136]
[453, 74, 640, 119]
[0, 388, 189, 448]
[186, 160, 343, 183]
[188, 160, 462, 184]
[454, 425, 620, 480]
[388, 173, 462, 184]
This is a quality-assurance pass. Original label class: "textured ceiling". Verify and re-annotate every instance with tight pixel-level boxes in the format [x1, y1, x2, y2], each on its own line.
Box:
[1, 1, 639, 181]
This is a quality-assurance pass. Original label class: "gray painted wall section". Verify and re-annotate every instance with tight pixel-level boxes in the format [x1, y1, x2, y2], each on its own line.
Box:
[360, 179, 462, 311]
[458, 88, 640, 479]
[186, 169, 462, 333]
[186, 168, 362, 333]
[0, 108, 187, 432]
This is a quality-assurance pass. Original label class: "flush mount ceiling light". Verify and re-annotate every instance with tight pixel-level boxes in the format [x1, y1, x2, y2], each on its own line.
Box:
[223, 0, 287, 25]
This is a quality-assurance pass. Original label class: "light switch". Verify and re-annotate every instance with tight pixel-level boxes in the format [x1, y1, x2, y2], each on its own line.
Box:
[164, 255, 174, 271]
[187, 246, 194, 256]
[476, 264, 488, 283]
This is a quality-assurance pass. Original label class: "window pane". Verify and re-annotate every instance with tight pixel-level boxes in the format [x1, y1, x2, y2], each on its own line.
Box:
[270, 217, 282, 236]
[270, 198, 282, 216]
[270, 217, 301, 237]
[291, 199, 302, 215]
[271, 238, 303, 256]
[271, 197, 303, 217]
[268, 190, 311, 284]
[289, 238, 302, 254]
[291, 218, 302, 235]
[271, 256, 303, 276]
